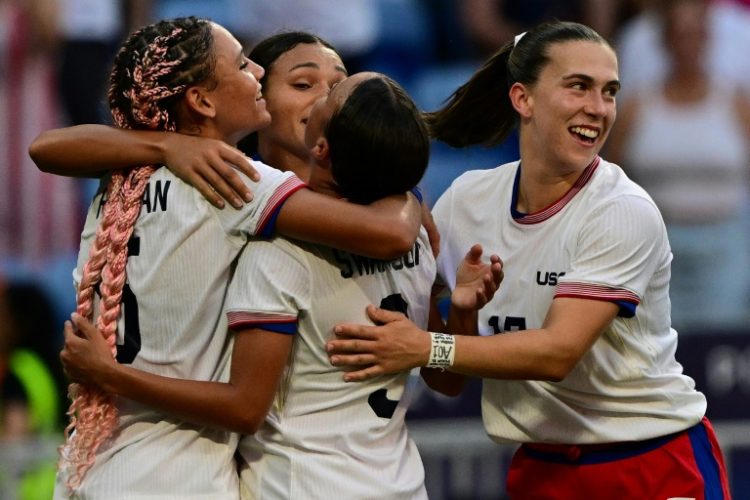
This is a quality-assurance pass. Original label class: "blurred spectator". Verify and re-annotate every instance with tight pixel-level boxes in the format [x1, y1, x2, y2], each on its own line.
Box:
[456, 0, 634, 57]
[606, 0, 750, 332]
[233, 0, 380, 74]
[616, 0, 750, 99]
[0, 276, 65, 499]
[0, 0, 83, 268]
[57, 0, 152, 126]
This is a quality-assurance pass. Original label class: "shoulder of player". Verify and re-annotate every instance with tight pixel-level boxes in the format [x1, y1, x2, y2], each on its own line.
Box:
[589, 159, 657, 206]
[435, 160, 517, 215]
[245, 235, 313, 265]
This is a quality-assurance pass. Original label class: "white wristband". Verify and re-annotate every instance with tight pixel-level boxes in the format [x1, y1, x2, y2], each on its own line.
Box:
[427, 332, 456, 369]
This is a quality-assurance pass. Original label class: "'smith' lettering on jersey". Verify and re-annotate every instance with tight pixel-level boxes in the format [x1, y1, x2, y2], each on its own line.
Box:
[96, 180, 171, 218]
[333, 241, 421, 279]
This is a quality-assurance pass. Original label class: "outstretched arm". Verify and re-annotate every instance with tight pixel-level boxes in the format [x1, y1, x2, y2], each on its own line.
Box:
[61, 314, 291, 434]
[28, 125, 260, 209]
[328, 296, 618, 382]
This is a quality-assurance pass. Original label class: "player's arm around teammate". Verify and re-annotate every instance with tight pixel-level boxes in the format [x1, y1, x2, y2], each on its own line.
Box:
[59, 71, 430, 437]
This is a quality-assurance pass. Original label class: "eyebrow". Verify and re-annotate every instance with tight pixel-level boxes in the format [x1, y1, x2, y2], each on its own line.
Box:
[289, 61, 348, 75]
[563, 73, 621, 90]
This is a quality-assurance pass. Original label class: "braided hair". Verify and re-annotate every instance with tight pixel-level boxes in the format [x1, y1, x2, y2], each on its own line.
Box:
[60, 16, 216, 491]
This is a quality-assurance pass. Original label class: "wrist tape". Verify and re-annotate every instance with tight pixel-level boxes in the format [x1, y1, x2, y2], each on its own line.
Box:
[427, 332, 456, 369]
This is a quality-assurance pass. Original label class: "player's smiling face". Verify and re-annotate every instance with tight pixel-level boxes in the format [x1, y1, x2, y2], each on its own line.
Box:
[205, 23, 271, 145]
[524, 40, 619, 170]
[261, 42, 347, 162]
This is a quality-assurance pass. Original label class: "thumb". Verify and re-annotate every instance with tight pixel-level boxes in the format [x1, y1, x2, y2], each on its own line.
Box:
[366, 304, 405, 325]
[63, 320, 80, 343]
[465, 244, 484, 264]
[70, 312, 98, 340]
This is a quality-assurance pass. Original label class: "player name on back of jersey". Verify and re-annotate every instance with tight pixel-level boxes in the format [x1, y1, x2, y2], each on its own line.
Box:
[332, 240, 423, 279]
[96, 179, 171, 218]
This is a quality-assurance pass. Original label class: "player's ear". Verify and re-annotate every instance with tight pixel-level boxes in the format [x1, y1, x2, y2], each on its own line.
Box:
[509, 82, 532, 119]
[183, 85, 216, 119]
[311, 137, 331, 168]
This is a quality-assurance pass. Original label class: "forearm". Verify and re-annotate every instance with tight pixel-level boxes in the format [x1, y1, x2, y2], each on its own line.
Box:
[101, 364, 264, 434]
[29, 125, 170, 177]
[450, 328, 576, 381]
[276, 190, 421, 259]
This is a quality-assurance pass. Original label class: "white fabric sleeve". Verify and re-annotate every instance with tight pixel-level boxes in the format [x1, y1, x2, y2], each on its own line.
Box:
[558, 194, 668, 300]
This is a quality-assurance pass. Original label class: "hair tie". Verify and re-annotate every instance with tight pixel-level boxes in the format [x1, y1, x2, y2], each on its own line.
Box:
[514, 32, 527, 47]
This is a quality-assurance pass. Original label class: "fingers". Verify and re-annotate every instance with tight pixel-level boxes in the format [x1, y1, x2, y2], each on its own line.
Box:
[365, 304, 406, 325]
[491, 257, 504, 285]
[191, 174, 231, 209]
[212, 153, 259, 205]
[465, 244, 484, 264]
[343, 366, 383, 382]
[191, 152, 258, 210]
[70, 313, 99, 340]
[331, 322, 378, 342]
[197, 165, 247, 210]
[328, 352, 378, 367]
[231, 154, 261, 183]
[62, 320, 78, 343]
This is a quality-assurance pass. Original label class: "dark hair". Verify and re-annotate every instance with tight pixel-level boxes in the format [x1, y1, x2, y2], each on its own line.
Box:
[326, 75, 429, 205]
[425, 21, 611, 147]
[108, 16, 216, 131]
[238, 31, 340, 156]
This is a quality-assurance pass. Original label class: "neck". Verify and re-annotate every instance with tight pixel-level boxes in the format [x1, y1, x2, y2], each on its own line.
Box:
[517, 143, 591, 214]
[258, 145, 311, 179]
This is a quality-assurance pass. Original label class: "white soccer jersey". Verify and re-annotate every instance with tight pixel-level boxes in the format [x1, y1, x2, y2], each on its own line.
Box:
[433, 157, 707, 445]
[54, 161, 304, 500]
[226, 228, 435, 500]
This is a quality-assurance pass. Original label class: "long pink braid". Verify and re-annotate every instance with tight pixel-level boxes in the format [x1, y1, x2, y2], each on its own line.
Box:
[59, 27, 188, 491]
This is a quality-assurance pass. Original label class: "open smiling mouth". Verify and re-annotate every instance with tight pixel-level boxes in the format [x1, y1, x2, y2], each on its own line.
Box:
[569, 126, 598, 144]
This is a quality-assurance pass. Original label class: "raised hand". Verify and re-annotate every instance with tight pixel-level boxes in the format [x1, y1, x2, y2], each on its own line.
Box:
[162, 134, 261, 209]
[452, 244, 503, 312]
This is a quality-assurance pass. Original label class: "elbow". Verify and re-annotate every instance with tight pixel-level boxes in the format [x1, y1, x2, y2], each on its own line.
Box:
[379, 225, 416, 260]
[28, 131, 56, 173]
[28, 134, 47, 171]
[232, 409, 267, 435]
[540, 356, 579, 382]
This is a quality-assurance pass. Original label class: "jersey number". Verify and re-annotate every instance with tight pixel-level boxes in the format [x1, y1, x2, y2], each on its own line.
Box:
[367, 293, 408, 419]
[116, 236, 142, 364]
[488, 315, 526, 334]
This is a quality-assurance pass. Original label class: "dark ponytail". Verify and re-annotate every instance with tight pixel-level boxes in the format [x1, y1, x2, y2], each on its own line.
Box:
[426, 21, 610, 148]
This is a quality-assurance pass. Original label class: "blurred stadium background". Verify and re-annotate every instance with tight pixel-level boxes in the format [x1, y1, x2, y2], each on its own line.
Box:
[2, 0, 749, 498]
